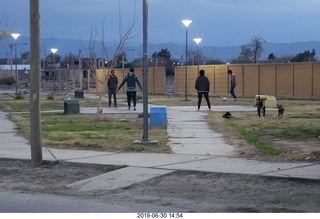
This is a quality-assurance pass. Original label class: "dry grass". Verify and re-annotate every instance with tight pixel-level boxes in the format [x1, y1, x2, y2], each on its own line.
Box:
[1, 93, 320, 159]
[10, 113, 170, 153]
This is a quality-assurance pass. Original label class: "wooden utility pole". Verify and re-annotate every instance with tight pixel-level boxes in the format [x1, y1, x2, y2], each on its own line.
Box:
[30, 0, 43, 167]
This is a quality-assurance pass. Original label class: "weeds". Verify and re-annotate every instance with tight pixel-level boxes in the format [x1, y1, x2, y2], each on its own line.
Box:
[14, 92, 25, 100]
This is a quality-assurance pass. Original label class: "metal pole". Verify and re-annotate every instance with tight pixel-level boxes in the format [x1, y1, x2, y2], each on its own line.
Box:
[53, 53, 55, 92]
[197, 44, 199, 73]
[14, 40, 18, 94]
[78, 49, 82, 90]
[142, 0, 148, 141]
[10, 45, 13, 78]
[30, 0, 43, 167]
[184, 27, 188, 101]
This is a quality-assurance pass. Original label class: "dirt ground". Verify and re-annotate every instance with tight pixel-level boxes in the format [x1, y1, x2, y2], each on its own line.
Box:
[1, 157, 320, 213]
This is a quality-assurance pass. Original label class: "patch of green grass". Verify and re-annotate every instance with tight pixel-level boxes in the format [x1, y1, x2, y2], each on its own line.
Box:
[261, 123, 320, 140]
[228, 121, 280, 156]
[0, 100, 30, 112]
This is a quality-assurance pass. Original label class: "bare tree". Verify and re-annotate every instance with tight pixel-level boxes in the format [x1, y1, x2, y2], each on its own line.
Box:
[90, 1, 138, 128]
[251, 36, 264, 63]
[232, 45, 253, 64]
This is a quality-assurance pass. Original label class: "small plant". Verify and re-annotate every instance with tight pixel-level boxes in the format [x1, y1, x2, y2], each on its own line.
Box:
[0, 77, 15, 85]
[14, 92, 25, 100]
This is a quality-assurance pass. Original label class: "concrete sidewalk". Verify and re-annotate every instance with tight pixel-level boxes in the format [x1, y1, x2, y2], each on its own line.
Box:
[1, 101, 320, 192]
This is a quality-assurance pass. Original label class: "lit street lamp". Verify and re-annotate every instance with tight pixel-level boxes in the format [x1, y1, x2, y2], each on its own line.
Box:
[181, 19, 192, 101]
[50, 48, 58, 92]
[11, 33, 20, 94]
[193, 37, 202, 74]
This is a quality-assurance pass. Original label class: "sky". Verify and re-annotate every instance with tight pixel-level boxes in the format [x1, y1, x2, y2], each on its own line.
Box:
[1, 0, 320, 47]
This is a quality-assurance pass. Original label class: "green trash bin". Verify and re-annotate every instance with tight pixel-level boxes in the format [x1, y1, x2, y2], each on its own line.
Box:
[64, 99, 80, 114]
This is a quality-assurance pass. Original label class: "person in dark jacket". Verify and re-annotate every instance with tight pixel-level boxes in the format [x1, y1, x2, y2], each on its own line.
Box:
[195, 69, 211, 110]
[118, 68, 142, 111]
[107, 70, 118, 107]
[228, 69, 237, 101]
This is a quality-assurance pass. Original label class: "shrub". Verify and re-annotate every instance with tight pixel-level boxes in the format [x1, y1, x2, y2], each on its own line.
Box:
[14, 92, 25, 100]
[0, 77, 15, 85]
[47, 93, 55, 100]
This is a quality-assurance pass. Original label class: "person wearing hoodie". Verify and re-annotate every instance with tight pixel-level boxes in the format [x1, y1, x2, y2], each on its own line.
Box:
[228, 69, 237, 101]
[118, 68, 142, 111]
[195, 69, 211, 110]
[107, 70, 118, 107]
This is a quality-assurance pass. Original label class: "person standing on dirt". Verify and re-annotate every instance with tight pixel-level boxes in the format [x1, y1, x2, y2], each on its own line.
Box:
[228, 69, 237, 101]
[195, 69, 211, 110]
[118, 67, 142, 111]
[107, 70, 118, 107]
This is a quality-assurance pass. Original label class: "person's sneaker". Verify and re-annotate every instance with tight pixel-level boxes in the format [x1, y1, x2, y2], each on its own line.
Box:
[197, 109, 200, 111]
[128, 107, 131, 110]
[233, 98, 237, 101]
[134, 107, 136, 111]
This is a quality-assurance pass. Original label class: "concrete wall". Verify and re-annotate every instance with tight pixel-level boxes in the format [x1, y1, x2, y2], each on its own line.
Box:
[175, 62, 320, 99]
[90, 67, 166, 94]
[2, 62, 319, 99]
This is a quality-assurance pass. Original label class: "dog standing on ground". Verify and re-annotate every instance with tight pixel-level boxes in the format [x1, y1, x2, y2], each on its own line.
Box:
[256, 96, 266, 118]
[277, 104, 284, 119]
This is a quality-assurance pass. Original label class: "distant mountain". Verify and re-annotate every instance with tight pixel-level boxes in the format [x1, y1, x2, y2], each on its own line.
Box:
[1, 36, 320, 63]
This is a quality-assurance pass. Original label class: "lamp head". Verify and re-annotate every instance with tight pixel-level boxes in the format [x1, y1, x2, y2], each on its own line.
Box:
[51, 48, 58, 54]
[193, 38, 202, 45]
[181, 20, 192, 28]
[11, 33, 20, 40]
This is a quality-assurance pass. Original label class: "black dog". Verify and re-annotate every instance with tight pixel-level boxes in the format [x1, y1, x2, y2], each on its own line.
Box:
[277, 104, 284, 119]
[256, 96, 266, 118]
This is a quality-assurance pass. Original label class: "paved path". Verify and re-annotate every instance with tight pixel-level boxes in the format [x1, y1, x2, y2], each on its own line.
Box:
[1, 98, 320, 192]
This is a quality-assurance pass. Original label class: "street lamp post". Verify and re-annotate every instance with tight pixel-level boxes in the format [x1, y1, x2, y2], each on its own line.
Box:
[11, 33, 20, 94]
[133, 0, 156, 145]
[50, 48, 58, 92]
[181, 19, 192, 101]
[8, 44, 13, 78]
[78, 49, 82, 90]
[193, 37, 202, 74]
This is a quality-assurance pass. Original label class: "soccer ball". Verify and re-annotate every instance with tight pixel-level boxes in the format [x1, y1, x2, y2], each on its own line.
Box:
[222, 97, 227, 101]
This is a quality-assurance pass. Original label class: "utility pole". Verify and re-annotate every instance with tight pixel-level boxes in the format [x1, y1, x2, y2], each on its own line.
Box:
[29, 0, 43, 167]
[142, 0, 149, 141]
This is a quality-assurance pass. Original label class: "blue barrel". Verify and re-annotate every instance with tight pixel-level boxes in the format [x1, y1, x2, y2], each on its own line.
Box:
[150, 106, 167, 126]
